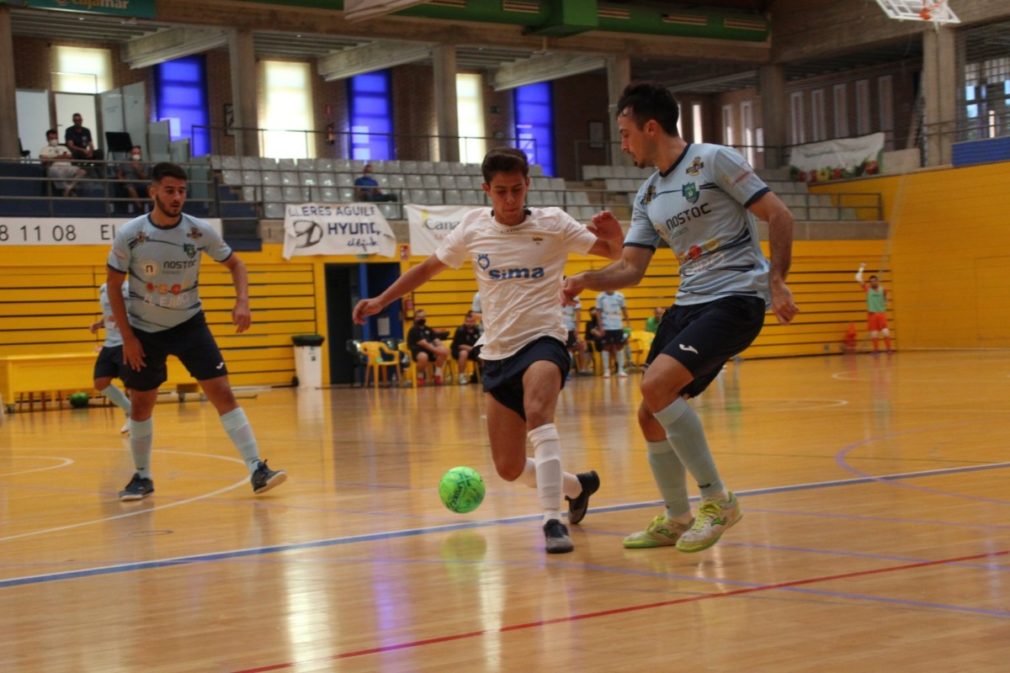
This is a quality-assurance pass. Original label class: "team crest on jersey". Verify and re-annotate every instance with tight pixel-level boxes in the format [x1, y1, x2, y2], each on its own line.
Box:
[128, 232, 148, 249]
[476, 253, 490, 270]
[183, 243, 197, 259]
[186, 227, 203, 240]
[686, 157, 704, 176]
[642, 185, 657, 205]
[682, 182, 699, 204]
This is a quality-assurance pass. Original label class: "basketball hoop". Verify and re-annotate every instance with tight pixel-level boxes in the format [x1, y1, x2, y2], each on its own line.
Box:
[874, 0, 960, 26]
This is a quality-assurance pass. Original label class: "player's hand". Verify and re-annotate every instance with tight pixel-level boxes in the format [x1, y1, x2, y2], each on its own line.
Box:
[232, 299, 251, 333]
[89, 320, 101, 334]
[587, 211, 623, 241]
[560, 274, 586, 306]
[770, 278, 799, 325]
[122, 335, 146, 372]
[353, 298, 384, 324]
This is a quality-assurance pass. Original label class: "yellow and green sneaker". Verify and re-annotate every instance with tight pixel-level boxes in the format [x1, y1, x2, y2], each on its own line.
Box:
[623, 514, 693, 549]
[675, 492, 742, 553]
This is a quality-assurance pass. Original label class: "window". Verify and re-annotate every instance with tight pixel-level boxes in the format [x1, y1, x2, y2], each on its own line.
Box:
[855, 79, 871, 135]
[53, 46, 111, 94]
[877, 76, 894, 149]
[721, 104, 734, 146]
[514, 82, 554, 176]
[740, 101, 755, 165]
[691, 103, 704, 143]
[262, 61, 315, 159]
[790, 91, 805, 145]
[456, 74, 485, 163]
[811, 89, 826, 142]
[833, 84, 849, 138]
[348, 71, 393, 161]
[155, 56, 210, 156]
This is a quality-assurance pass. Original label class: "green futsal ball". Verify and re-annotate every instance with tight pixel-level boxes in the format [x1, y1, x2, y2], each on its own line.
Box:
[69, 392, 90, 408]
[439, 466, 485, 514]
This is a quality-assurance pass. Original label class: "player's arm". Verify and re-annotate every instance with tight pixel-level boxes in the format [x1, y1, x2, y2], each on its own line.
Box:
[855, 262, 866, 286]
[353, 254, 448, 324]
[749, 192, 799, 325]
[562, 246, 653, 304]
[220, 254, 251, 333]
[585, 211, 623, 260]
[89, 318, 104, 334]
[106, 269, 144, 370]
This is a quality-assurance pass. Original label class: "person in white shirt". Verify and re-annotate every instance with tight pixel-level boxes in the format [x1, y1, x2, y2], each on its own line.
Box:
[354, 148, 622, 554]
[39, 129, 85, 197]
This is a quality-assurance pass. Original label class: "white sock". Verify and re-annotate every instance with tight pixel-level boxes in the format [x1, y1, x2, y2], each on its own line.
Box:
[528, 424, 564, 522]
[519, 457, 582, 498]
[101, 385, 131, 414]
[129, 417, 153, 479]
[616, 349, 626, 371]
[220, 407, 260, 474]
[601, 350, 611, 373]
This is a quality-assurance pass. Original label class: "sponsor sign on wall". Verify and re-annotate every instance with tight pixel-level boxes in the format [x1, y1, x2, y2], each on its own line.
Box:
[405, 204, 473, 256]
[282, 203, 396, 259]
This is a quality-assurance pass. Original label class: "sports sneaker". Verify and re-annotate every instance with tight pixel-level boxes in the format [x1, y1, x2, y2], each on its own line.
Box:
[623, 514, 692, 549]
[617, 369, 628, 378]
[251, 460, 288, 495]
[543, 519, 574, 554]
[119, 473, 154, 501]
[458, 374, 468, 385]
[603, 370, 611, 378]
[566, 470, 600, 525]
[675, 492, 742, 553]
[434, 374, 443, 385]
[120, 421, 130, 434]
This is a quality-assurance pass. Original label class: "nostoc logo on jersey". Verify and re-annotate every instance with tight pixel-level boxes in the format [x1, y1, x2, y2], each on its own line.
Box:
[162, 259, 199, 270]
[488, 267, 545, 280]
[665, 202, 712, 228]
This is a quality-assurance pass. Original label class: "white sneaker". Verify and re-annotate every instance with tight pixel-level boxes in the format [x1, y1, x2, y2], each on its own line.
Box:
[676, 492, 742, 553]
[458, 374, 468, 385]
[120, 421, 130, 434]
[603, 370, 611, 378]
[617, 370, 628, 378]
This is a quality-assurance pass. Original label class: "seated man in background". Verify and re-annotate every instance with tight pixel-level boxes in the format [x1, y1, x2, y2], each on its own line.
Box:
[584, 307, 605, 366]
[40, 129, 86, 196]
[451, 310, 483, 384]
[64, 112, 104, 175]
[354, 163, 397, 202]
[407, 308, 449, 385]
[116, 145, 150, 213]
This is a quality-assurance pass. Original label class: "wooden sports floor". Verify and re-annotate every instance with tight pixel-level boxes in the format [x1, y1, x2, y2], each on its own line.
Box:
[1, 350, 1008, 672]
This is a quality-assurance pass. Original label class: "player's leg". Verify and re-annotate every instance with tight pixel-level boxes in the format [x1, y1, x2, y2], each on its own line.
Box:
[868, 313, 880, 352]
[456, 346, 470, 384]
[94, 346, 132, 423]
[177, 316, 286, 494]
[414, 350, 431, 384]
[117, 343, 162, 502]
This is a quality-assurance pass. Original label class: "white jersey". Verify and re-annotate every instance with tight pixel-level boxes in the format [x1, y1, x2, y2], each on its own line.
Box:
[596, 292, 626, 330]
[98, 282, 129, 348]
[437, 207, 596, 360]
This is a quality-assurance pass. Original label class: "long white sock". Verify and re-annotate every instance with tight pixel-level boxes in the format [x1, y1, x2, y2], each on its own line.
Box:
[601, 350, 611, 373]
[528, 424, 563, 522]
[616, 349, 627, 372]
[220, 407, 261, 474]
[129, 417, 153, 479]
[646, 439, 691, 521]
[518, 457, 582, 498]
[101, 385, 131, 414]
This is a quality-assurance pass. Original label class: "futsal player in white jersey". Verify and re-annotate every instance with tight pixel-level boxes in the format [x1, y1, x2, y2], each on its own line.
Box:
[106, 162, 287, 501]
[354, 148, 622, 553]
[89, 282, 132, 433]
[564, 82, 799, 553]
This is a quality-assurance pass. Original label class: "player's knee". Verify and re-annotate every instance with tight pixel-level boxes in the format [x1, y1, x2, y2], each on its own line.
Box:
[493, 454, 524, 482]
[881, 328, 890, 337]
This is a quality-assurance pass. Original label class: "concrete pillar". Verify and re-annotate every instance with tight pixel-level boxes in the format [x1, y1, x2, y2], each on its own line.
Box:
[922, 26, 957, 166]
[432, 44, 459, 163]
[229, 29, 259, 157]
[759, 64, 787, 170]
[606, 54, 630, 165]
[0, 6, 20, 160]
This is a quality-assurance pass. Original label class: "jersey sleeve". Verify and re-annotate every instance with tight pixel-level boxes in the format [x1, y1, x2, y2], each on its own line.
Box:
[558, 210, 597, 254]
[203, 223, 233, 263]
[436, 213, 473, 268]
[623, 182, 660, 250]
[711, 147, 769, 208]
[107, 227, 132, 273]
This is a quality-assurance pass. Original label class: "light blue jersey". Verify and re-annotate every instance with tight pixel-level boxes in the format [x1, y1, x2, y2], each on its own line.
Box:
[624, 143, 771, 306]
[596, 292, 626, 330]
[98, 282, 129, 347]
[107, 213, 232, 332]
[561, 298, 581, 332]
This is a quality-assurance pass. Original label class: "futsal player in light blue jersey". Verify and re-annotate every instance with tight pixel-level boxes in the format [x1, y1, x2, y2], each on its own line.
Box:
[89, 282, 132, 433]
[563, 82, 800, 553]
[106, 162, 287, 501]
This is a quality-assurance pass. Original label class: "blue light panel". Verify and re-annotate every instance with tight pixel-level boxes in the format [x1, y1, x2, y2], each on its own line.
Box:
[155, 56, 210, 156]
[514, 82, 554, 176]
[349, 72, 394, 161]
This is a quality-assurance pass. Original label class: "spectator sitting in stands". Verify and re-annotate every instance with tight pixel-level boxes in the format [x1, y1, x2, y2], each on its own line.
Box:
[354, 163, 397, 202]
[40, 129, 86, 197]
[64, 113, 104, 175]
[117, 145, 150, 212]
[407, 308, 449, 385]
[451, 310, 483, 384]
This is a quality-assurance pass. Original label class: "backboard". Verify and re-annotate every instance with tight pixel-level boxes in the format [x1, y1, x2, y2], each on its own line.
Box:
[874, 0, 960, 24]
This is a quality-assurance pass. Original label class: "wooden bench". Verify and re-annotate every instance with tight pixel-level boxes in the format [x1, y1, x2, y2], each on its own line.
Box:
[0, 353, 196, 413]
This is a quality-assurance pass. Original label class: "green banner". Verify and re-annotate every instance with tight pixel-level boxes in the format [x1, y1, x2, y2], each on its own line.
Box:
[2, 0, 157, 19]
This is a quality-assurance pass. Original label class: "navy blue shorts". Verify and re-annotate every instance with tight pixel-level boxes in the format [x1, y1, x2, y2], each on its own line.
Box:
[647, 295, 766, 398]
[121, 312, 228, 392]
[481, 336, 569, 420]
[603, 329, 626, 346]
[93, 345, 126, 380]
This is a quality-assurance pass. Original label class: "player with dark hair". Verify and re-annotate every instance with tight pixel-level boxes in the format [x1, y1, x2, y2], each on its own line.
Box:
[355, 147, 622, 553]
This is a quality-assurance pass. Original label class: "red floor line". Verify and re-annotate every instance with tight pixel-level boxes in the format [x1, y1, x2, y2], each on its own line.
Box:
[232, 548, 1008, 673]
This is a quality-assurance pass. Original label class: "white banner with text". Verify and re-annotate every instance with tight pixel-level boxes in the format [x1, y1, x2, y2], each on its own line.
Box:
[405, 204, 472, 256]
[789, 132, 884, 183]
[282, 203, 396, 259]
[0, 217, 222, 246]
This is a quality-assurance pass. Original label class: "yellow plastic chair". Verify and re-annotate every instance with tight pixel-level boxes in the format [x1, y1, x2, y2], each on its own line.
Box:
[628, 330, 655, 368]
[398, 342, 433, 388]
[359, 341, 402, 388]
